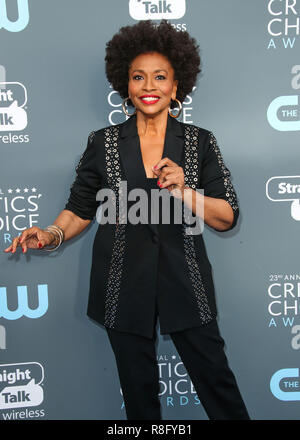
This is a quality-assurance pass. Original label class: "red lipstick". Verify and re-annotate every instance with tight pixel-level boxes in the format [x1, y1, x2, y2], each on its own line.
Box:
[139, 95, 160, 105]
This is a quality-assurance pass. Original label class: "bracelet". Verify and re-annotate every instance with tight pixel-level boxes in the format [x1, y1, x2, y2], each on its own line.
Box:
[46, 229, 59, 245]
[47, 224, 65, 242]
[43, 225, 65, 252]
[43, 228, 62, 251]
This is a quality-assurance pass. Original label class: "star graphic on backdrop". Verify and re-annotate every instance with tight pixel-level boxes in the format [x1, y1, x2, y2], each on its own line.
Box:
[5, 188, 39, 194]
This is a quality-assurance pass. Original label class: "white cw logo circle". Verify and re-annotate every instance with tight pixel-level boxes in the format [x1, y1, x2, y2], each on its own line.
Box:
[0, 0, 29, 33]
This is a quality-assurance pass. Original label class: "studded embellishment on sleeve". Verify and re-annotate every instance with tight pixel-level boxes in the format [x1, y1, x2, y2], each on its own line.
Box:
[103, 125, 126, 329]
[208, 132, 239, 212]
[182, 124, 212, 324]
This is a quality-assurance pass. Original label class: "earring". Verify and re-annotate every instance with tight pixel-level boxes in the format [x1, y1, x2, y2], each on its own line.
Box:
[122, 97, 136, 116]
[168, 98, 182, 118]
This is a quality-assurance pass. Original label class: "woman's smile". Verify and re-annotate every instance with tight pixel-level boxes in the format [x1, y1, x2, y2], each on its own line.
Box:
[139, 95, 160, 105]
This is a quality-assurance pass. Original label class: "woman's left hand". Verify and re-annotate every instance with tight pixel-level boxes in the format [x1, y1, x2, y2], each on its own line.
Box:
[152, 158, 186, 198]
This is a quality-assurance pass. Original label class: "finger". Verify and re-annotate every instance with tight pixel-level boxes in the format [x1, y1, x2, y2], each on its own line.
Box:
[4, 244, 13, 252]
[153, 157, 177, 172]
[155, 168, 182, 187]
[160, 177, 182, 189]
[159, 169, 182, 184]
[36, 230, 53, 248]
[19, 236, 26, 253]
[152, 164, 165, 177]
[155, 168, 177, 186]
[159, 167, 177, 181]
[22, 241, 28, 253]
[157, 172, 173, 187]
[11, 236, 21, 253]
[19, 226, 39, 244]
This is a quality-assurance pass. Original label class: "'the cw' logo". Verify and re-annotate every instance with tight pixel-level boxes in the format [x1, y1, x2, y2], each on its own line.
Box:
[0, 0, 29, 33]
[0, 284, 48, 319]
[267, 95, 300, 131]
[270, 368, 300, 401]
[267, 65, 300, 131]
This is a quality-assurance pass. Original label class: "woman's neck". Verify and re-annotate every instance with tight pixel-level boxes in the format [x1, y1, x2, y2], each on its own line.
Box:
[136, 110, 168, 138]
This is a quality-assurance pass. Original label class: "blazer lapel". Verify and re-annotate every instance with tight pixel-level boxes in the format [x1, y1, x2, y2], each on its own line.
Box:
[118, 114, 184, 187]
[118, 115, 145, 193]
[117, 114, 185, 236]
[162, 114, 184, 168]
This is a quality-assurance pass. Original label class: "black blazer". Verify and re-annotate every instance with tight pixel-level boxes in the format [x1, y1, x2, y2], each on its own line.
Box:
[64, 114, 239, 339]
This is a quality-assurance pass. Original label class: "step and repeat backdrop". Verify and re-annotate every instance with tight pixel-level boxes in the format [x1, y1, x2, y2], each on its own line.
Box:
[1, 0, 300, 420]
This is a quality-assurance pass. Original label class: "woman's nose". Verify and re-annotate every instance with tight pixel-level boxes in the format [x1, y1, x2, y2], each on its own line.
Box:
[143, 76, 156, 91]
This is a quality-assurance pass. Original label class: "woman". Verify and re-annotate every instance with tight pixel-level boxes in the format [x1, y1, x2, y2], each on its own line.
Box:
[4, 20, 250, 420]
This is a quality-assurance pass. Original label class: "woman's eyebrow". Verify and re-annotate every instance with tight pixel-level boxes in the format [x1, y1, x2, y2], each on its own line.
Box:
[131, 69, 168, 74]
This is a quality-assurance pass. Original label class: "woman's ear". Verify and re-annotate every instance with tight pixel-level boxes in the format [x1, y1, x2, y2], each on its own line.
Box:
[172, 80, 178, 100]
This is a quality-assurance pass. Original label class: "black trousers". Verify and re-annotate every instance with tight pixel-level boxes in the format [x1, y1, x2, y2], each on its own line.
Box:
[106, 318, 250, 420]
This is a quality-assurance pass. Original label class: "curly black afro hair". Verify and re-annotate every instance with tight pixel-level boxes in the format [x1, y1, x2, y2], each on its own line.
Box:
[105, 20, 201, 108]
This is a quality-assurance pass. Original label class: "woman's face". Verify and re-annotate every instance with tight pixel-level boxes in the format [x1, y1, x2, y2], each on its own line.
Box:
[128, 52, 178, 118]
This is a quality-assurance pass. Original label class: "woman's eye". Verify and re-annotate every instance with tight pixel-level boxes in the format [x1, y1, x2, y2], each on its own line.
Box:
[133, 75, 143, 80]
[156, 75, 166, 80]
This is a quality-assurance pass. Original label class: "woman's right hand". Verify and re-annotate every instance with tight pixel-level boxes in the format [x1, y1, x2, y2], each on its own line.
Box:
[3, 226, 56, 254]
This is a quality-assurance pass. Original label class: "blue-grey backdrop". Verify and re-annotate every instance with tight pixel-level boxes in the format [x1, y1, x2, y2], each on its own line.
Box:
[1, 0, 300, 420]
